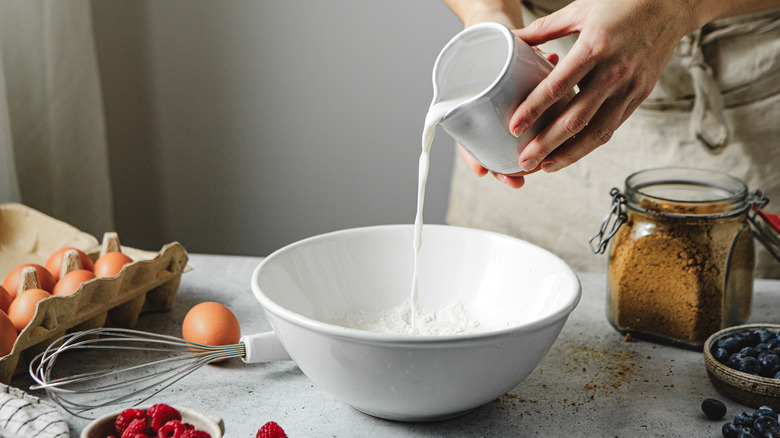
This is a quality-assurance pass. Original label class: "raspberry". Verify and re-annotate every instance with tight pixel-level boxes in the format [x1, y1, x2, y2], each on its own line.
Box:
[148, 404, 182, 432]
[180, 431, 211, 438]
[157, 420, 187, 438]
[116, 409, 147, 435]
[256, 421, 287, 438]
[121, 418, 150, 438]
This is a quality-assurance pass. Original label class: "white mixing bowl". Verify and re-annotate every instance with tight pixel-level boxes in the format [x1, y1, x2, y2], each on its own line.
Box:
[251, 224, 581, 421]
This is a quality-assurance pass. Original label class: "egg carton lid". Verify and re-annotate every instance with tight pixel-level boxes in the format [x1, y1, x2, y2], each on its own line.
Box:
[0, 203, 190, 384]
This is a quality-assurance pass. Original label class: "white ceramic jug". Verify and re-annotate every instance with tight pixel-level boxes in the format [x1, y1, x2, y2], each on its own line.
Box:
[432, 22, 573, 174]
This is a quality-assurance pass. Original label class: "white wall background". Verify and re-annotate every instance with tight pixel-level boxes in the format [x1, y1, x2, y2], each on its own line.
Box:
[90, 1, 464, 256]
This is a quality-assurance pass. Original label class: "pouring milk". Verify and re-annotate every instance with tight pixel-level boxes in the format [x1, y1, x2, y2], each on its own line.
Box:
[341, 23, 568, 335]
[410, 83, 491, 333]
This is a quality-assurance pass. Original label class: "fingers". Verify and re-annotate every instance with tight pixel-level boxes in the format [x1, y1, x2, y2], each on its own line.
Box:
[538, 95, 640, 172]
[510, 40, 595, 140]
[459, 144, 528, 188]
[493, 172, 525, 189]
[513, 9, 579, 46]
[458, 145, 489, 177]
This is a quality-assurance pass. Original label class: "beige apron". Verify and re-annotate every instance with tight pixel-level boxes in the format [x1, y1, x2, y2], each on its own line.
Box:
[446, 5, 780, 278]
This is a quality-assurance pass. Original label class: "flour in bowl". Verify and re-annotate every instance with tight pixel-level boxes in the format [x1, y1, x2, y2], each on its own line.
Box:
[339, 300, 481, 335]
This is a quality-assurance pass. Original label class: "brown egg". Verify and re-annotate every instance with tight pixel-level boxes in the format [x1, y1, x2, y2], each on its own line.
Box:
[0, 286, 10, 314]
[53, 269, 97, 297]
[45, 247, 95, 281]
[93, 252, 134, 277]
[0, 311, 16, 357]
[2, 264, 56, 298]
[8, 288, 51, 332]
[182, 302, 241, 357]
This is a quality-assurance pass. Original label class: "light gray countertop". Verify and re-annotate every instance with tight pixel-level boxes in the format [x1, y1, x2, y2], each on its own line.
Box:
[10, 253, 780, 437]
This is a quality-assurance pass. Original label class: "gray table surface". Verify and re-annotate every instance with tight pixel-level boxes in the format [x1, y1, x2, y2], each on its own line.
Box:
[10, 253, 780, 437]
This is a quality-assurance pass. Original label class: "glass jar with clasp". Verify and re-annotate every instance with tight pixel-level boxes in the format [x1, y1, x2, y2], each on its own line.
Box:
[590, 167, 780, 349]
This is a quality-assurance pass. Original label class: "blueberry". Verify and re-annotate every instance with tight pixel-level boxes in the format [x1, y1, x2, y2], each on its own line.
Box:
[756, 343, 770, 354]
[740, 357, 763, 375]
[719, 336, 743, 354]
[737, 427, 757, 438]
[714, 348, 732, 363]
[702, 398, 727, 420]
[736, 330, 761, 347]
[761, 355, 780, 377]
[767, 339, 780, 352]
[753, 416, 780, 435]
[754, 406, 779, 421]
[741, 346, 760, 358]
[756, 329, 775, 344]
[774, 370, 780, 380]
[736, 412, 756, 428]
[765, 428, 780, 438]
[723, 422, 740, 438]
[731, 353, 748, 368]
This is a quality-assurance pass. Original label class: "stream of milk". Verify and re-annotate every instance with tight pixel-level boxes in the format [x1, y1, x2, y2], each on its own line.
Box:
[410, 83, 489, 333]
[337, 84, 489, 335]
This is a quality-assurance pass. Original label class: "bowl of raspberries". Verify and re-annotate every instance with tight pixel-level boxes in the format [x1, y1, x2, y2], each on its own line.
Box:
[705, 324, 780, 411]
[80, 403, 224, 438]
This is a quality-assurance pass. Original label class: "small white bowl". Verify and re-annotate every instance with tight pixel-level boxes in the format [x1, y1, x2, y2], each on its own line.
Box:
[252, 224, 581, 421]
[80, 405, 224, 438]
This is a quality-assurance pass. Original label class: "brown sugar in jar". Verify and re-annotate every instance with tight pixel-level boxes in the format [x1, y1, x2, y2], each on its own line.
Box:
[598, 168, 764, 349]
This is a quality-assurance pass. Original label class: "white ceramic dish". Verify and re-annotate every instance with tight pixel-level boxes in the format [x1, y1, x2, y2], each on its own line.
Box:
[251, 224, 581, 421]
[80, 405, 224, 438]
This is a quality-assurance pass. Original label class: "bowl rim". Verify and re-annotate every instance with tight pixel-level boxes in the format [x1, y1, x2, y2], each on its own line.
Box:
[251, 224, 582, 344]
[704, 323, 780, 386]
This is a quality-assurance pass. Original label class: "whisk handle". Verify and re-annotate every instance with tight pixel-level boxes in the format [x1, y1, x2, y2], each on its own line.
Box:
[240, 332, 291, 363]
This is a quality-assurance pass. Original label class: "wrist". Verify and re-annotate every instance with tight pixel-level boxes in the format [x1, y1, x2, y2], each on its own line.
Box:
[443, 0, 524, 28]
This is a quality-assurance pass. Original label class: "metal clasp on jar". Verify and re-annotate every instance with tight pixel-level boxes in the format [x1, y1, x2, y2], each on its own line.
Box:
[589, 188, 627, 254]
[748, 190, 780, 261]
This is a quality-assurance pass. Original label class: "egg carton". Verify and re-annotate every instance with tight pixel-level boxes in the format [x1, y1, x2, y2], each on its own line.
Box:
[0, 203, 189, 383]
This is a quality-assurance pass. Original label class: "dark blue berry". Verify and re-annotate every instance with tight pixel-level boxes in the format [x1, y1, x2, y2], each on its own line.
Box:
[753, 416, 779, 435]
[764, 428, 780, 438]
[756, 329, 775, 344]
[754, 406, 779, 421]
[730, 353, 748, 368]
[774, 370, 780, 379]
[737, 427, 757, 438]
[723, 422, 740, 438]
[702, 398, 727, 420]
[741, 347, 760, 358]
[767, 339, 780, 352]
[719, 336, 743, 354]
[736, 412, 756, 428]
[714, 348, 731, 363]
[756, 343, 770, 354]
[740, 356, 763, 375]
[761, 355, 780, 377]
[736, 330, 761, 347]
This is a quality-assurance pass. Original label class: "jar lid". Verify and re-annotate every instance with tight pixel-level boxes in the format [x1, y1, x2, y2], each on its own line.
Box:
[750, 208, 780, 262]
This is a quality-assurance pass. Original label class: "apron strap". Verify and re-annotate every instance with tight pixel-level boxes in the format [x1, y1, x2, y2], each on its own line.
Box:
[679, 30, 729, 151]
[676, 10, 780, 152]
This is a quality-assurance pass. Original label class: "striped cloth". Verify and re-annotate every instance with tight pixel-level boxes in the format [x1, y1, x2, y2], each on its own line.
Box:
[0, 384, 68, 438]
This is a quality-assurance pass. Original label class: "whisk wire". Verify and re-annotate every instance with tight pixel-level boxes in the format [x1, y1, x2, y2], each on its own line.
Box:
[28, 327, 247, 419]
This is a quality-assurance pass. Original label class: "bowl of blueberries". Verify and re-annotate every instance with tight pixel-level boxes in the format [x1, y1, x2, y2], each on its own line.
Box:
[705, 324, 780, 411]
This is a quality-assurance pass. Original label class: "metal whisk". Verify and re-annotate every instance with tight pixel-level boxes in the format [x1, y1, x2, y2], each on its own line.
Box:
[28, 327, 289, 419]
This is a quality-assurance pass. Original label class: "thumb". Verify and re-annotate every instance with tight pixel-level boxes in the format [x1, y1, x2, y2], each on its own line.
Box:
[513, 10, 578, 46]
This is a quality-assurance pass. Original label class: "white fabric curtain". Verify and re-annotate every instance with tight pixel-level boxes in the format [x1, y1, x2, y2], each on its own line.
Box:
[0, 0, 114, 236]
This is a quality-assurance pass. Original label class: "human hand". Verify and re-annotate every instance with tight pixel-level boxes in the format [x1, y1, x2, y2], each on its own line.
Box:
[507, 0, 696, 175]
[458, 52, 558, 189]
